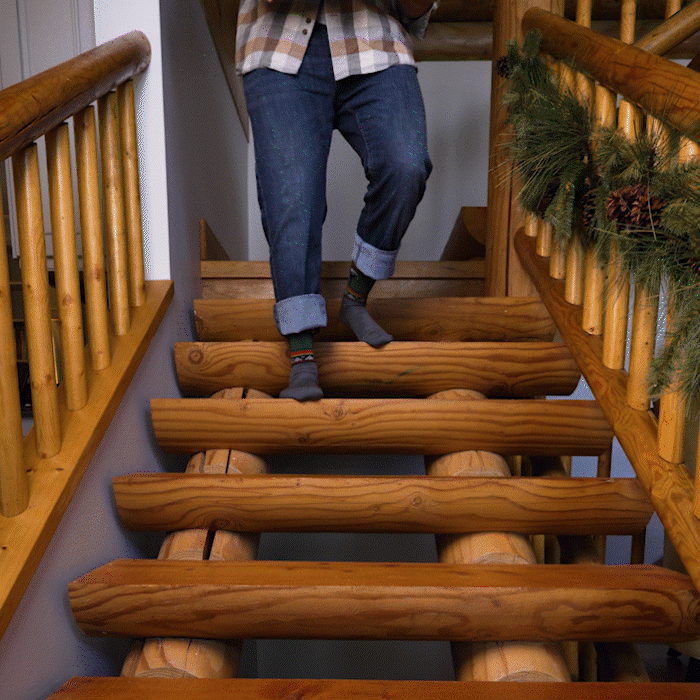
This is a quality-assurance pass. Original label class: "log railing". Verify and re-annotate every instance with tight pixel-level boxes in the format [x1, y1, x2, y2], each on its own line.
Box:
[513, 3, 700, 592]
[0, 32, 173, 637]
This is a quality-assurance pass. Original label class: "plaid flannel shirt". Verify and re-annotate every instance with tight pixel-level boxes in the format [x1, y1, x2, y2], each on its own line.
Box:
[235, 0, 435, 80]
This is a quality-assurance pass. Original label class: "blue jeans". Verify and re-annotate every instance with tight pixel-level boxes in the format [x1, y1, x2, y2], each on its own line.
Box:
[243, 23, 432, 335]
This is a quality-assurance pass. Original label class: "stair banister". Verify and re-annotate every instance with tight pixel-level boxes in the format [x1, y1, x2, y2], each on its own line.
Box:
[0, 30, 172, 641]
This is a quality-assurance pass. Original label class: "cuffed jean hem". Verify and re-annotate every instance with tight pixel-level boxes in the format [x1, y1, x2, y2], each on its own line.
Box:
[274, 294, 327, 336]
[352, 233, 398, 280]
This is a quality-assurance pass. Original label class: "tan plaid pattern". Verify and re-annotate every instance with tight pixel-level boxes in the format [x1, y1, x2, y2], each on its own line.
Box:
[236, 0, 435, 80]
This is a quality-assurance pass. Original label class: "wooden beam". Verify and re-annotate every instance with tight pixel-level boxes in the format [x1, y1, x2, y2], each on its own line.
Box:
[0, 280, 172, 639]
[514, 228, 700, 594]
[173, 340, 580, 397]
[150, 396, 612, 456]
[112, 473, 651, 535]
[523, 9, 700, 142]
[69, 559, 700, 642]
[193, 297, 557, 342]
[200, 260, 486, 300]
[46, 677, 700, 700]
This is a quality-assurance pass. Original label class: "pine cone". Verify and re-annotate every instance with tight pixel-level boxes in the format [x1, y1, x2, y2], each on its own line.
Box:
[496, 55, 511, 78]
[606, 183, 663, 231]
[579, 187, 598, 236]
[537, 181, 558, 214]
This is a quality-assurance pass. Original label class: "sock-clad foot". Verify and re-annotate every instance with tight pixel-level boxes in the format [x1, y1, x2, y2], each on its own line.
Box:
[280, 331, 323, 401]
[340, 263, 393, 347]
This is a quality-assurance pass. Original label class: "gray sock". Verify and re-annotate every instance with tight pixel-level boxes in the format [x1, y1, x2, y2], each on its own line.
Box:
[340, 295, 393, 347]
[280, 361, 323, 401]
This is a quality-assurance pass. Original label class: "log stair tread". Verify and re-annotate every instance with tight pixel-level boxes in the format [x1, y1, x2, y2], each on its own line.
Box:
[68, 560, 700, 642]
[113, 473, 652, 535]
[174, 340, 581, 397]
[193, 296, 557, 342]
[45, 677, 700, 700]
[150, 396, 613, 455]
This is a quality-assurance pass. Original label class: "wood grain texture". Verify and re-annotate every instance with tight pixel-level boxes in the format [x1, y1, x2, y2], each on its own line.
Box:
[515, 228, 700, 593]
[98, 91, 130, 337]
[117, 81, 146, 308]
[0, 31, 150, 161]
[0, 197, 27, 516]
[194, 297, 557, 342]
[173, 340, 580, 397]
[68, 559, 700, 642]
[0, 280, 172, 639]
[123, 448, 263, 679]
[426, 410, 570, 683]
[46, 123, 88, 411]
[522, 9, 700, 141]
[44, 677, 700, 700]
[112, 473, 651, 535]
[12, 145, 61, 458]
[150, 397, 613, 456]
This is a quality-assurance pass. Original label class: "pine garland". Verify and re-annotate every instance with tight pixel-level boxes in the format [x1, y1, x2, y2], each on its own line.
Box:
[501, 31, 700, 404]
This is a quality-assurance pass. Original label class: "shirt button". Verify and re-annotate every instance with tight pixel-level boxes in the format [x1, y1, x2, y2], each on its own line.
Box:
[302, 28, 308, 34]
[306, 17, 312, 22]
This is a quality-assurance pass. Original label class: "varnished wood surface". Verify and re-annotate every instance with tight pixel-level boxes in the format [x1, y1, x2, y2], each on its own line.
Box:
[0, 280, 172, 639]
[201, 259, 484, 281]
[173, 340, 580, 397]
[113, 473, 651, 535]
[194, 297, 557, 342]
[45, 677, 700, 700]
[431, 0, 684, 22]
[523, 9, 700, 141]
[515, 229, 700, 593]
[0, 31, 150, 161]
[201, 259, 486, 300]
[150, 397, 613, 456]
[69, 560, 700, 642]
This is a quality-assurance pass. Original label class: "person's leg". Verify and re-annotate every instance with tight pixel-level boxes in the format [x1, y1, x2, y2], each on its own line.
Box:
[243, 25, 335, 399]
[334, 65, 432, 345]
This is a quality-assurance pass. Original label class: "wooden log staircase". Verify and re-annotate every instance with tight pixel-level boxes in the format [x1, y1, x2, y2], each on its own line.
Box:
[60, 254, 700, 697]
[6, 0, 700, 697]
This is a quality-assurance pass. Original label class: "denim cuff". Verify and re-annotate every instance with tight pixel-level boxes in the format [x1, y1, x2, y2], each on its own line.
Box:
[274, 294, 327, 336]
[352, 233, 398, 280]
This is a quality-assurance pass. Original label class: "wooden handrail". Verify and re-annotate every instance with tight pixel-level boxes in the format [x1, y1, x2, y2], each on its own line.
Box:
[0, 30, 150, 162]
[0, 29, 171, 642]
[522, 8, 700, 141]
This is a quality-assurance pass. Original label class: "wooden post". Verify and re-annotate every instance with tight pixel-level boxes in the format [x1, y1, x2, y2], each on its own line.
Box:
[659, 137, 697, 465]
[98, 91, 130, 336]
[602, 0, 638, 370]
[46, 123, 88, 411]
[117, 80, 146, 308]
[123, 387, 269, 678]
[486, 0, 565, 297]
[74, 105, 111, 370]
[426, 389, 570, 684]
[12, 144, 61, 458]
[0, 197, 28, 516]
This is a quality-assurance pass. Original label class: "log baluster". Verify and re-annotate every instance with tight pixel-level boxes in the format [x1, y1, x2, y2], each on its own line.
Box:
[98, 91, 130, 336]
[74, 105, 111, 370]
[0, 196, 27, 516]
[46, 123, 88, 411]
[426, 389, 570, 684]
[117, 80, 146, 308]
[12, 144, 61, 458]
[602, 0, 638, 371]
[659, 137, 698, 465]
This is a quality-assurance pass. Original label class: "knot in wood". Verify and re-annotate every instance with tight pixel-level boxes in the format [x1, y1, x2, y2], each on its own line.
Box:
[188, 348, 204, 364]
